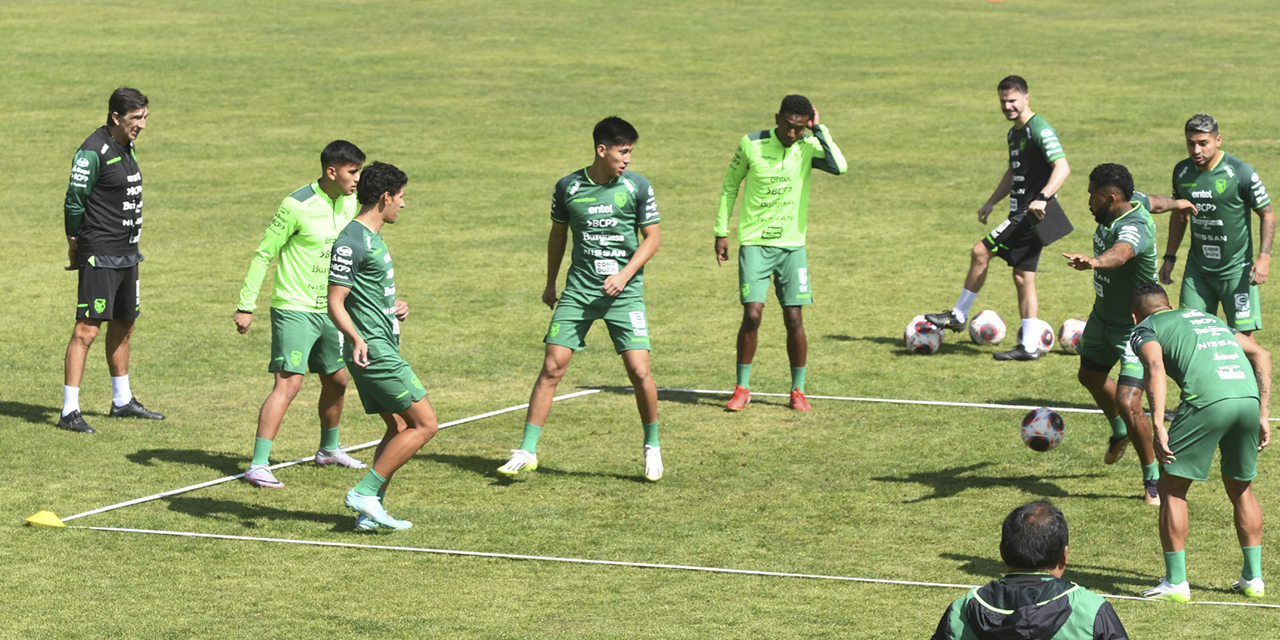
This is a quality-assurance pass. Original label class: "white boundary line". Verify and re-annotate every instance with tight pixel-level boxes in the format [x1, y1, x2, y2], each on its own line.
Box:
[73, 526, 1280, 609]
[60, 389, 601, 523]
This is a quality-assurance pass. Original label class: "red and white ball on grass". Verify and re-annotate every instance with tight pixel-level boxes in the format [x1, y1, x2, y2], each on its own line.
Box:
[904, 315, 943, 355]
[1021, 407, 1065, 452]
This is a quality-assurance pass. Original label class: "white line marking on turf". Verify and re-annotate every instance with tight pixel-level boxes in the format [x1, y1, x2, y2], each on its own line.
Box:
[73, 526, 1280, 609]
[60, 390, 602, 523]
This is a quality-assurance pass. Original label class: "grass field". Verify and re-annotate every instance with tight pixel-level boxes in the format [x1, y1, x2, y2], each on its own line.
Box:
[5, 0, 1280, 637]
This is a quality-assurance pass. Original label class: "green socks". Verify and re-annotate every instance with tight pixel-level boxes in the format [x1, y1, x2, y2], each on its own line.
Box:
[643, 421, 660, 448]
[353, 469, 387, 497]
[1164, 550, 1187, 584]
[520, 422, 543, 453]
[320, 426, 341, 451]
[736, 363, 752, 388]
[1243, 545, 1262, 580]
[1142, 462, 1160, 483]
[1108, 414, 1128, 439]
[791, 366, 807, 393]
[251, 437, 273, 466]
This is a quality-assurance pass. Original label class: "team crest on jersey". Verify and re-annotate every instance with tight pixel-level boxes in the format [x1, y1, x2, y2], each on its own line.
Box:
[614, 192, 627, 208]
[291, 350, 303, 366]
[1216, 179, 1228, 194]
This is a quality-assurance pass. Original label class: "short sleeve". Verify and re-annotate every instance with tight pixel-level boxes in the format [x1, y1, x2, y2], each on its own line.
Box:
[1240, 163, 1271, 211]
[635, 176, 660, 227]
[550, 177, 570, 224]
[1032, 122, 1066, 163]
[329, 234, 364, 288]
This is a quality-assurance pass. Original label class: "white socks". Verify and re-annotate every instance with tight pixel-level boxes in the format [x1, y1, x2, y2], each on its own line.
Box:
[111, 375, 132, 407]
[62, 385, 80, 417]
[953, 289, 978, 323]
[1020, 319, 1040, 352]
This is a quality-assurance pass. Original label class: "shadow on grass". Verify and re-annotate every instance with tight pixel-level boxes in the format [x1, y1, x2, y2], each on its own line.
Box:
[421, 452, 645, 485]
[164, 495, 356, 532]
[0, 401, 62, 426]
[591, 385, 724, 408]
[825, 334, 986, 357]
[873, 462, 1124, 503]
[999, 397, 1100, 412]
[127, 449, 245, 476]
[938, 552, 1185, 595]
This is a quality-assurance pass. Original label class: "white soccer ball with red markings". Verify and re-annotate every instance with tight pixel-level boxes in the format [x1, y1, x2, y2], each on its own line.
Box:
[1016, 319, 1056, 354]
[1021, 407, 1065, 452]
[968, 310, 1007, 345]
[904, 315, 943, 355]
[1058, 318, 1087, 355]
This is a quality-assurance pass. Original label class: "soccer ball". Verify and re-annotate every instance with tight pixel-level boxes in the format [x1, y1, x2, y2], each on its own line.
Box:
[1021, 407, 1065, 452]
[1016, 319, 1056, 354]
[904, 315, 943, 355]
[1058, 318, 1087, 355]
[968, 310, 1006, 345]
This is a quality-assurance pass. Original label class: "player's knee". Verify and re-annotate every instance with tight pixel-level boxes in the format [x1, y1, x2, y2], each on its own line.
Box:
[741, 306, 763, 329]
[539, 361, 567, 384]
[626, 362, 652, 385]
[783, 308, 804, 331]
[970, 243, 990, 263]
[410, 421, 438, 440]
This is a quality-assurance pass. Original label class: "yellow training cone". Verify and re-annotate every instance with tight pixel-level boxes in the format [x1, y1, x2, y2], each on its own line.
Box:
[25, 511, 66, 528]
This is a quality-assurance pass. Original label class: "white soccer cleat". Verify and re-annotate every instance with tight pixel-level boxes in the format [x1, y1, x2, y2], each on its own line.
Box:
[1232, 577, 1265, 598]
[316, 448, 367, 469]
[497, 449, 538, 478]
[644, 445, 663, 482]
[243, 464, 284, 489]
[1141, 578, 1190, 602]
[344, 489, 411, 530]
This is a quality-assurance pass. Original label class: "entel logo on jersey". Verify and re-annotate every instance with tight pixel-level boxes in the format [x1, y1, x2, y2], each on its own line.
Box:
[588, 204, 614, 214]
[1191, 190, 1212, 199]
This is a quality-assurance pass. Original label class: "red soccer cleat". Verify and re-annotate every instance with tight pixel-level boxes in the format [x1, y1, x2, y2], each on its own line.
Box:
[726, 385, 751, 411]
[789, 389, 812, 412]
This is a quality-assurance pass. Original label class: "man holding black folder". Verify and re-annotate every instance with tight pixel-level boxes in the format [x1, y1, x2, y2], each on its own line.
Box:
[926, 75, 1071, 361]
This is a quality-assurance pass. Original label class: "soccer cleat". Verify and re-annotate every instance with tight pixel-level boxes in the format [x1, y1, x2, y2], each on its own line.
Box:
[1104, 435, 1129, 465]
[497, 449, 538, 478]
[109, 397, 165, 420]
[354, 513, 378, 531]
[243, 464, 284, 489]
[993, 345, 1040, 361]
[1142, 579, 1190, 602]
[789, 389, 812, 412]
[726, 385, 751, 411]
[1232, 577, 1265, 598]
[315, 448, 367, 469]
[923, 310, 965, 331]
[57, 410, 95, 434]
[644, 445, 664, 482]
[1143, 479, 1161, 506]
[344, 489, 412, 530]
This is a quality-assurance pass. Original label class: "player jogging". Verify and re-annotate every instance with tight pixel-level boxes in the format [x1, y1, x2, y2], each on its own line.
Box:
[1128, 282, 1271, 602]
[715, 94, 847, 412]
[60, 87, 164, 433]
[1161, 114, 1274, 335]
[926, 76, 1070, 361]
[497, 116, 664, 482]
[234, 141, 368, 488]
[329, 162, 436, 531]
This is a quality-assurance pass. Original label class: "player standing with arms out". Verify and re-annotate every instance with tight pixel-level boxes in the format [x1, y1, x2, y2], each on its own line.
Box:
[715, 95, 847, 412]
[329, 162, 433, 531]
[497, 117, 664, 482]
[60, 87, 164, 433]
[1162, 114, 1274, 335]
[926, 76, 1070, 361]
[234, 141, 368, 488]
[1128, 283, 1271, 601]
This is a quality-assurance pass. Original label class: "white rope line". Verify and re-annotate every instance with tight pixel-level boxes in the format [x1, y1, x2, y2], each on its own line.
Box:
[60, 389, 601, 523]
[74, 526, 1280, 609]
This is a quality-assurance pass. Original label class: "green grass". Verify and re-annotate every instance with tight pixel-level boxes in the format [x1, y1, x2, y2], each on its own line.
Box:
[4, 0, 1280, 637]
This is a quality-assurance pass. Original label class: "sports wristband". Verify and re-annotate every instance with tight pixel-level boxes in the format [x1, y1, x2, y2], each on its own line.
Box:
[1162, 254, 1176, 262]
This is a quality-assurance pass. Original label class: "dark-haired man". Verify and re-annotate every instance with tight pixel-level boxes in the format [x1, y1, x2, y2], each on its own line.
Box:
[1062, 163, 1161, 505]
[716, 95, 847, 412]
[927, 76, 1070, 361]
[235, 141, 368, 488]
[60, 87, 164, 433]
[498, 117, 663, 482]
[1129, 282, 1270, 601]
[329, 161, 433, 531]
[932, 501, 1128, 639]
[1162, 114, 1274, 335]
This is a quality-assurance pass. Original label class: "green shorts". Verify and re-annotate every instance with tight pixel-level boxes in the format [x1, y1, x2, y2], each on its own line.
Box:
[545, 294, 650, 354]
[269, 308, 345, 375]
[1163, 396, 1261, 482]
[738, 245, 811, 306]
[1077, 312, 1143, 379]
[1181, 266, 1262, 332]
[344, 338, 426, 415]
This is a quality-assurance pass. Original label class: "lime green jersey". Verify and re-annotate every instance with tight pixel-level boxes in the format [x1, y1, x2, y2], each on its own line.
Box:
[238, 181, 359, 314]
[1172, 152, 1271, 276]
[1130, 308, 1258, 408]
[716, 124, 847, 246]
[1090, 200, 1158, 324]
[329, 219, 400, 349]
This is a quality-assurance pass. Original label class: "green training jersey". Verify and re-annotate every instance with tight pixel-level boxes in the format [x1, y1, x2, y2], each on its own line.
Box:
[551, 168, 659, 303]
[715, 124, 847, 246]
[1130, 308, 1258, 408]
[329, 219, 400, 349]
[238, 181, 359, 314]
[1172, 152, 1271, 277]
[1090, 201, 1158, 325]
[1006, 114, 1065, 215]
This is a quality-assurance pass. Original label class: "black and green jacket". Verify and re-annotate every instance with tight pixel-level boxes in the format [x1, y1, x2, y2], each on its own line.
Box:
[932, 574, 1127, 640]
[64, 126, 144, 266]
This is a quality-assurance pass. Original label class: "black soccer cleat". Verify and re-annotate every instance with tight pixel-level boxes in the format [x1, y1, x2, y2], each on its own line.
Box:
[57, 410, 95, 434]
[993, 345, 1040, 361]
[109, 397, 165, 420]
[1103, 435, 1129, 465]
[923, 310, 965, 331]
[1143, 479, 1161, 506]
